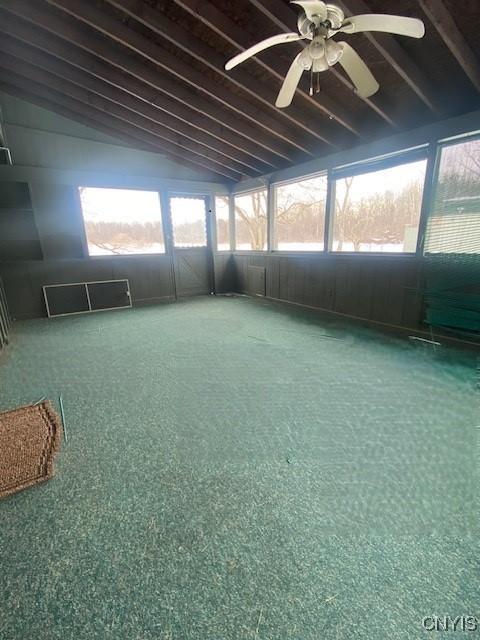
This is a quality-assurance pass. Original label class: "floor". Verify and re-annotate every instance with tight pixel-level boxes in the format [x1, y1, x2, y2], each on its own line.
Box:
[0, 296, 478, 640]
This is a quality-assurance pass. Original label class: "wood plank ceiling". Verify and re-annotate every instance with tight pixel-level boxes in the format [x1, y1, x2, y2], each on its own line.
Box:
[0, 0, 478, 182]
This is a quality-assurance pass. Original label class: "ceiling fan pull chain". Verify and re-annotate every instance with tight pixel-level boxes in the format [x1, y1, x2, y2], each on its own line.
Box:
[309, 66, 314, 96]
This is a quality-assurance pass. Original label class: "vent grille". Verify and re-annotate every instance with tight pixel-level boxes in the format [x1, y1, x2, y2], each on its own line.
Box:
[43, 279, 132, 318]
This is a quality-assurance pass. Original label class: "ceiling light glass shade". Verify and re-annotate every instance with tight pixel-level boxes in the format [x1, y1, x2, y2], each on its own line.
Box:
[325, 39, 343, 65]
[309, 38, 326, 60]
[312, 56, 329, 72]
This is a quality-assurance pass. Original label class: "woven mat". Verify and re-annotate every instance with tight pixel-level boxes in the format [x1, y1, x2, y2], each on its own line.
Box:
[0, 401, 62, 500]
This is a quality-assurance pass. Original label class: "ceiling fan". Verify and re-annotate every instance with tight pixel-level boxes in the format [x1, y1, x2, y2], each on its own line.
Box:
[224, 1, 425, 108]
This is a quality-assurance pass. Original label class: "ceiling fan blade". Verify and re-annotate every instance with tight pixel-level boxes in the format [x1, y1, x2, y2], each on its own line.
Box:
[276, 52, 311, 108]
[337, 42, 379, 98]
[291, 1, 328, 22]
[225, 33, 305, 70]
[339, 14, 425, 38]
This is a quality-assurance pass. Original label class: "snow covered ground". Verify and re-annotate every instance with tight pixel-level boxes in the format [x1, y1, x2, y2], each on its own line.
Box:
[88, 243, 165, 256]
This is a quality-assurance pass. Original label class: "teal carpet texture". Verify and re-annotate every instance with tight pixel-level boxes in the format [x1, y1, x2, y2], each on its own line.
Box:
[0, 296, 478, 639]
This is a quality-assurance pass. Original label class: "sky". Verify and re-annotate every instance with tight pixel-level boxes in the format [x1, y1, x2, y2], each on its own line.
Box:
[79, 187, 162, 224]
[335, 160, 427, 202]
[79, 188, 207, 226]
[170, 196, 206, 226]
[215, 196, 229, 221]
[79, 161, 429, 228]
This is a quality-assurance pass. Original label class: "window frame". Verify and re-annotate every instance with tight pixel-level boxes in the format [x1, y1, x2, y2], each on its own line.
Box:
[213, 194, 233, 252]
[327, 147, 431, 257]
[81, 133, 476, 261]
[271, 170, 329, 254]
[78, 185, 168, 259]
[233, 186, 269, 253]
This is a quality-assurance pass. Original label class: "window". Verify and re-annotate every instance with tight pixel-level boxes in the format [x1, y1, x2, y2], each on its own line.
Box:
[425, 137, 480, 254]
[79, 187, 164, 256]
[170, 196, 207, 248]
[273, 174, 327, 251]
[234, 189, 268, 251]
[331, 158, 427, 253]
[215, 195, 230, 251]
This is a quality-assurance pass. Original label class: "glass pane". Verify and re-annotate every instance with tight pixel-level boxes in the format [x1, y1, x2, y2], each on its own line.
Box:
[170, 196, 207, 248]
[425, 138, 480, 254]
[274, 175, 327, 251]
[215, 195, 230, 251]
[79, 187, 164, 256]
[332, 159, 427, 253]
[234, 189, 268, 251]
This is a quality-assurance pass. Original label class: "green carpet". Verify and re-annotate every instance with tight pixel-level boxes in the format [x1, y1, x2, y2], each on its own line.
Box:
[0, 295, 478, 639]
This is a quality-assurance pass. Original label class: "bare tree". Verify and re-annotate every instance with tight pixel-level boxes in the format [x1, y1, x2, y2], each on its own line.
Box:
[333, 176, 354, 250]
[235, 190, 267, 250]
[274, 178, 327, 246]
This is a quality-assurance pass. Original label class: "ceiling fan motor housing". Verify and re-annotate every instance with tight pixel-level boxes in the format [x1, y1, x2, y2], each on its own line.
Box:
[297, 12, 315, 38]
[325, 4, 345, 30]
[297, 3, 345, 38]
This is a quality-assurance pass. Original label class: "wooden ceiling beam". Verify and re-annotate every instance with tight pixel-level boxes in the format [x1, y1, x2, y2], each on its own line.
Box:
[0, 33, 262, 177]
[335, 0, 441, 114]
[0, 62, 242, 181]
[0, 1, 290, 168]
[246, 0, 399, 128]
[105, 0, 352, 147]
[0, 14, 272, 175]
[45, 0, 318, 158]
[419, 0, 480, 93]
[173, 0, 365, 138]
[247, 0, 300, 33]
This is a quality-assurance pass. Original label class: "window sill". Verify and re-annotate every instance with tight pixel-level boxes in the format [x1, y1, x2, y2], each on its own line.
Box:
[231, 250, 420, 259]
[86, 252, 167, 259]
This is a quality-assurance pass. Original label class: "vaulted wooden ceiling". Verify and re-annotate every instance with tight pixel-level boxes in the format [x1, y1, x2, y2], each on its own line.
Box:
[0, 0, 478, 182]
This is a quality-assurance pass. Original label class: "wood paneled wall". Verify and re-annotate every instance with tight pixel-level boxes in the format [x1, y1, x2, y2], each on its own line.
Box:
[1, 252, 236, 320]
[233, 253, 425, 331]
[0, 256, 175, 319]
[213, 253, 236, 294]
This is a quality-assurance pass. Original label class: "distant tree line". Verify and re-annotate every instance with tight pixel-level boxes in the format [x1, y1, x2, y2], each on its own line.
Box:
[233, 175, 425, 251]
[275, 181, 326, 245]
[216, 219, 229, 245]
[85, 219, 208, 251]
[333, 178, 424, 251]
[172, 220, 206, 245]
[82, 141, 479, 255]
[85, 220, 164, 253]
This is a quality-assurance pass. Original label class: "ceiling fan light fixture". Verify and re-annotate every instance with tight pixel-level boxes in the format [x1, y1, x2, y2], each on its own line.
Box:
[309, 37, 326, 59]
[299, 52, 314, 70]
[224, 3, 426, 108]
[325, 39, 343, 65]
[312, 56, 329, 72]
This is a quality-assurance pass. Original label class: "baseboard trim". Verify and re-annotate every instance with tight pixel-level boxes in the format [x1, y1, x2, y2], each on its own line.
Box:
[239, 291, 480, 351]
